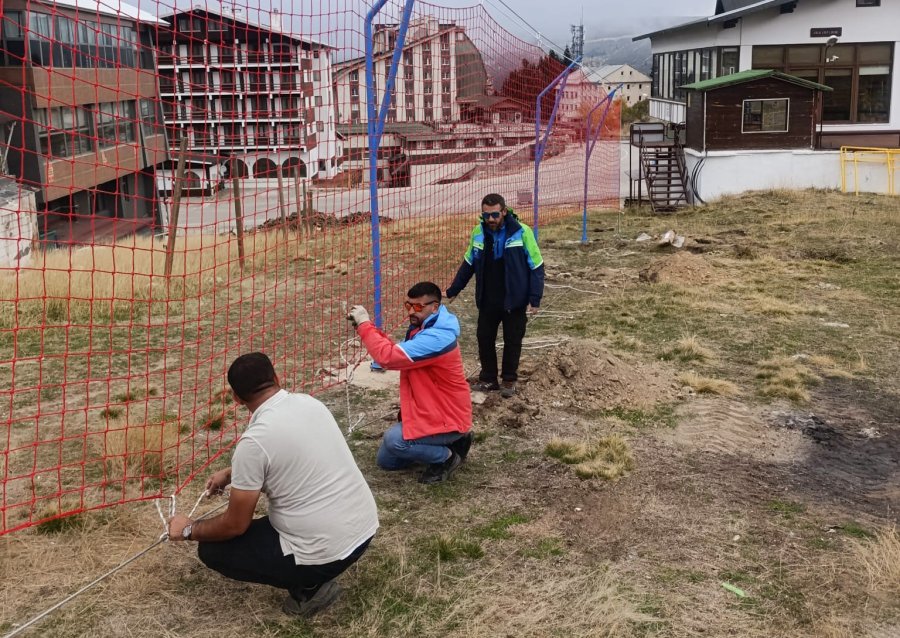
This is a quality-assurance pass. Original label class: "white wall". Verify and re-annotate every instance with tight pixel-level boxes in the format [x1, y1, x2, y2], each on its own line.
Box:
[684, 148, 855, 201]
[0, 188, 37, 269]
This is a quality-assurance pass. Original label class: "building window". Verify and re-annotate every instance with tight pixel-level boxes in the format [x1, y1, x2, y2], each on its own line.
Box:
[35, 106, 94, 158]
[742, 98, 789, 133]
[1, 11, 27, 65]
[139, 99, 157, 138]
[349, 70, 358, 82]
[752, 42, 893, 123]
[313, 70, 322, 82]
[315, 95, 323, 107]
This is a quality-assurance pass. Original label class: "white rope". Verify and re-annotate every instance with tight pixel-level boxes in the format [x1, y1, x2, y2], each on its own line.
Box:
[4, 492, 225, 638]
[339, 335, 366, 438]
[545, 283, 606, 296]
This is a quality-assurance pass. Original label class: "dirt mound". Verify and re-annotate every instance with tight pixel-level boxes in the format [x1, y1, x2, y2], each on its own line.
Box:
[255, 210, 392, 232]
[639, 251, 713, 285]
[518, 340, 676, 413]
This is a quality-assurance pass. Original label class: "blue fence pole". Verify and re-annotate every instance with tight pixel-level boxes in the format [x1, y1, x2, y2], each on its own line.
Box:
[533, 56, 581, 241]
[582, 84, 621, 244]
[365, 0, 415, 329]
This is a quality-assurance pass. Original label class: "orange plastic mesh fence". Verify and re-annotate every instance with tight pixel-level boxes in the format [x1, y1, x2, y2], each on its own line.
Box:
[0, 0, 620, 534]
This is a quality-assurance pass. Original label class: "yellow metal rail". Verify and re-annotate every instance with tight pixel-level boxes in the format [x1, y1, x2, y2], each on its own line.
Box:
[840, 146, 898, 196]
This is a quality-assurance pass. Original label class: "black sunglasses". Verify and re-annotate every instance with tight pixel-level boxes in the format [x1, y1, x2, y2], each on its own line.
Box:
[481, 211, 502, 220]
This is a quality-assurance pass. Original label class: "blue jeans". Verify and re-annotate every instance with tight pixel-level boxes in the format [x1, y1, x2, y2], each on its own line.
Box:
[377, 423, 463, 470]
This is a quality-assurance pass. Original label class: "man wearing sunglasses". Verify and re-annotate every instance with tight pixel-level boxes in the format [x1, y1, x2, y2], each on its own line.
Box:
[347, 282, 473, 484]
[446, 193, 544, 398]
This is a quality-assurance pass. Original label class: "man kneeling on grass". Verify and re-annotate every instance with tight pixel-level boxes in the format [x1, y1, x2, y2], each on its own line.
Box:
[348, 282, 473, 484]
[168, 352, 378, 617]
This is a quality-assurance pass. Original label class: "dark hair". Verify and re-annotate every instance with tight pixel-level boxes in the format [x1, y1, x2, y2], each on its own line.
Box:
[407, 281, 442, 302]
[227, 352, 278, 401]
[481, 193, 506, 210]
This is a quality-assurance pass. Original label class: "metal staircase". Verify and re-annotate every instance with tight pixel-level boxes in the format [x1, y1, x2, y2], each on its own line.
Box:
[630, 122, 690, 213]
[640, 143, 689, 213]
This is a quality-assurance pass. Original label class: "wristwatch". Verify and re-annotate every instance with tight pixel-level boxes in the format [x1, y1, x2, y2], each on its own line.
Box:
[182, 523, 193, 540]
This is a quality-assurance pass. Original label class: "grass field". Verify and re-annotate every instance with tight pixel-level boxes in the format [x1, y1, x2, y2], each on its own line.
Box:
[1, 189, 899, 637]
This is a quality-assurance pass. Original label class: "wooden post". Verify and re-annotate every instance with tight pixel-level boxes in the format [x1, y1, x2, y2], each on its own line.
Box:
[164, 137, 188, 278]
[293, 172, 303, 236]
[303, 180, 312, 236]
[231, 158, 245, 271]
[276, 166, 288, 243]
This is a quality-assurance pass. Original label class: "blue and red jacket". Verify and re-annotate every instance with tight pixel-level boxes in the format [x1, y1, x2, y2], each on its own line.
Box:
[356, 305, 472, 441]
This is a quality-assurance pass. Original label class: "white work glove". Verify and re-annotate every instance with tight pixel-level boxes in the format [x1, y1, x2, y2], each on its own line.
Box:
[347, 305, 371, 328]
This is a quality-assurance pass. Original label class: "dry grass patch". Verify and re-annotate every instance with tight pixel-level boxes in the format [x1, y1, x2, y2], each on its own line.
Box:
[545, 436, 634, 480]
[756, 356, 822, 402]
[103, 414, 181, 481]
[853, 526, 900, 598]
[746, 294, 827, 317]
[664, 335, 715, 363]
[678, 372, 739, 396]
[442, 568, 655, 638]
[806, 354, 855, 379]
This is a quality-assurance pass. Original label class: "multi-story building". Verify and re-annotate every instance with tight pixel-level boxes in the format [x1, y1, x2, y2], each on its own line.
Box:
[588, 64, 651, 105]
[157, 8, 341, 181]
[332, 17, 489, 125]
[0, 0, 168, 244]
[635, 0, 899, 148]
[557, 68, 605, 123]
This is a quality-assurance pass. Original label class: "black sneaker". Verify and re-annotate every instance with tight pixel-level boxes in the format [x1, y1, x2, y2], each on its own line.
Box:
[418, 450, 463, 484]
[500, 380, 517, 398]
[470, 379, 500, 392]
[450, 432, 473, 462]
[283, 580, 341, 617]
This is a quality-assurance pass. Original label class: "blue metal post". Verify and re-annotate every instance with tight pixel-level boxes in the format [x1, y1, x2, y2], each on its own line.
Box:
[365, 0, 415, 328]
[533, 56, 581, 240]
[582, 84, 621, 244]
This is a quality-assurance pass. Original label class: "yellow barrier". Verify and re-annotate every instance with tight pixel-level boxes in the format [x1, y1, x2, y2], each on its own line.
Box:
[840, 146, 899, 196]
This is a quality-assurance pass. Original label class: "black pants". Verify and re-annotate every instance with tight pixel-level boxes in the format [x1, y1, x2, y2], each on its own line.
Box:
[198, 517, 373, 601]
[476, 305, 528, 383]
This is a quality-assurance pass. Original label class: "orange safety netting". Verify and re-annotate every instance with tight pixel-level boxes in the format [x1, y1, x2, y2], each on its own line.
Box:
[0, 0, 619, 535]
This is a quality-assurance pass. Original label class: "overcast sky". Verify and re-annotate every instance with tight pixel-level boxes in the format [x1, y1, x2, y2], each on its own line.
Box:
[166, 0, 714, 52]
[434, 0, 713, 43]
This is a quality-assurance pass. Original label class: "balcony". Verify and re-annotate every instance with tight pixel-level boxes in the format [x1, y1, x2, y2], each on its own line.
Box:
[248, 110, 272, 119]
[246, 52, 268, 64]
[157, 54, 175, 66]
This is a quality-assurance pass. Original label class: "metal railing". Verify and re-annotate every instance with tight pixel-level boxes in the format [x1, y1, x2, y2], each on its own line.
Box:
[840, 146, 898, 196]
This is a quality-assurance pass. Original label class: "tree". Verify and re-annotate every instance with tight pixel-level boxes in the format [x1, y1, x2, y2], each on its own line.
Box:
[548, 49, 561, 64]
[563, 45, 572, 62]
[500, 55, 567, 121]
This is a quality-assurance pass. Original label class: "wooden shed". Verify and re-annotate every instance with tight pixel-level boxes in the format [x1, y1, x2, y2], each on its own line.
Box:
[681, 70, 831, 152]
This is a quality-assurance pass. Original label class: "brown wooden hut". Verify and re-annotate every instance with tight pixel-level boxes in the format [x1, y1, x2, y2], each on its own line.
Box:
[681, 69, 831, 152]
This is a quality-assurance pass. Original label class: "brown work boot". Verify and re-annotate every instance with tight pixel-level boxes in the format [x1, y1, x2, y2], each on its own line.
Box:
[500, 380, 517, 398]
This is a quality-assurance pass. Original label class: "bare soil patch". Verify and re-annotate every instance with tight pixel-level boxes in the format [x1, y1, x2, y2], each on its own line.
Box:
[639, 251, 717, 285]
[518, 339, 677, 413]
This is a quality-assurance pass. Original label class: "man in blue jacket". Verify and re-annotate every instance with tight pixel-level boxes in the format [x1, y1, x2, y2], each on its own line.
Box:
[446, 193, 545, 398]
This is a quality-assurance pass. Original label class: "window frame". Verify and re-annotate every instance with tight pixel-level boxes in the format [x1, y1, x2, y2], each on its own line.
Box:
[741, 98, 790, 134]
[751, 42, 893, 124]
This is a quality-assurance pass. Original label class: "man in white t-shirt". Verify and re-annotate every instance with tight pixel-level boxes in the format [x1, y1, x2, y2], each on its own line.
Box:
[168, 352, 379, 616]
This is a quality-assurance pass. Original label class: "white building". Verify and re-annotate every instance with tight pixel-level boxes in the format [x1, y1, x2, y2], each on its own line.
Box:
[332, 17, 488, 125]
[158, 8, 342, 181]
[587, 64, 651, 105]
[635, 0, 900, 148]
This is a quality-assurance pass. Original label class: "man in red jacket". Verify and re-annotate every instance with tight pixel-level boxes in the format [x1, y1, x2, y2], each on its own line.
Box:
[348, 282, 473, 484]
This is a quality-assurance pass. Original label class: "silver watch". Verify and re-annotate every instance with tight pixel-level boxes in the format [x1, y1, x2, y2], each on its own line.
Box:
[182, 523, 193, 540]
